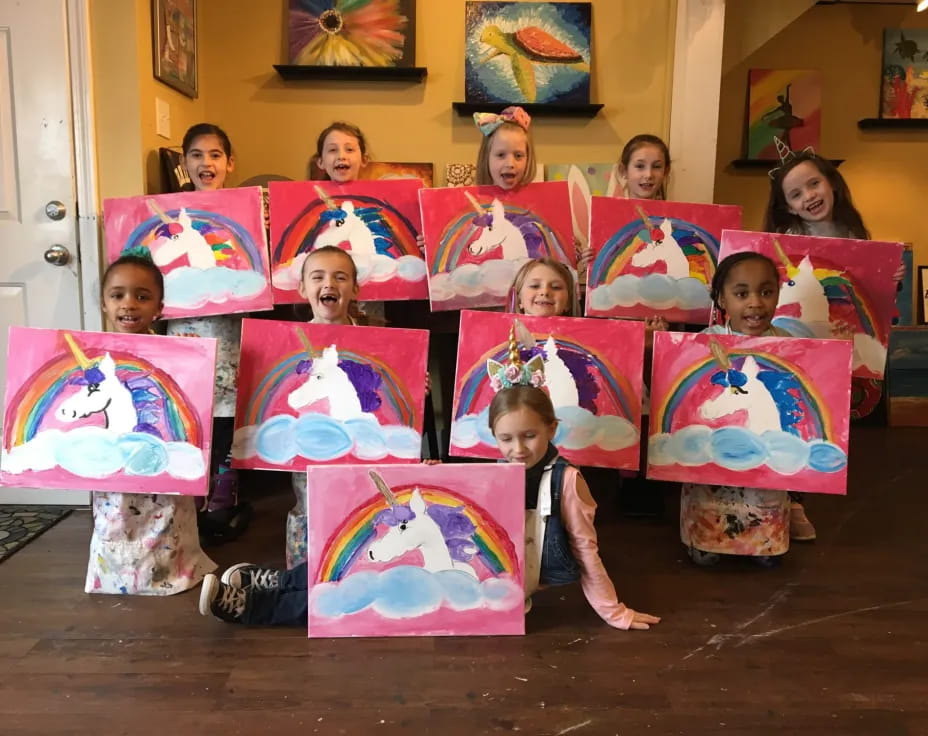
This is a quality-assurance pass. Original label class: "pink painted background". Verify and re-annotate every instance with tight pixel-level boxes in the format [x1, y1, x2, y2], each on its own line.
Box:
[586, 198, 742, 323]
[306, 463, 525, 638]
[103, 187, 272, 319]
[648, 331, 852, 494]
[718, 229, 903, 379]
[1, 327, 216, 495]
[450, 310, 645, 469]
[232, 319, 429, 471]
[268, 179, 427, 303]
[420, 182, 575, 311]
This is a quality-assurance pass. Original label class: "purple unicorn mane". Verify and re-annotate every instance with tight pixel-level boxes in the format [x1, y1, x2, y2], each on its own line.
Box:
[520, 345, 600, 413]
[295, 357, 382, 413]
[67, 366, 164, 439]
[471, 210, 545, 259]
[372, 501, 478, 564]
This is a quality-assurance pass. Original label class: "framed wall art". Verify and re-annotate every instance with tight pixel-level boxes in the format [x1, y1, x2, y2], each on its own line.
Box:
[152, 0, 198, 98]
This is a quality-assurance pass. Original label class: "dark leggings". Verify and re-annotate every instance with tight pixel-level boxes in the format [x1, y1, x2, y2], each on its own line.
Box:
[241, 562, 308, 627]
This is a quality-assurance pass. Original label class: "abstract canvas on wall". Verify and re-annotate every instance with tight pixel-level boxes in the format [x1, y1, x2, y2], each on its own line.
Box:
[232, 319, 428, 471]
[586, 198, 741, 324]
[306, 463, 524, 637]
[545, 163, 619, 248]
[718, 230, 903, 380]
[288, 0, 416, 67]
[1, 327, 216, 495]
[464, 1, 592, 104]
[450, 310, 645, 470]
[887, 327, 928, 427]
[746, 69, 822, 159]
[419, 181, 574, 311]
[269, 179, 428, 303]
[880, 29, 928, 119]
[103, 187, 272, 319]
[648, 331, 852, 495]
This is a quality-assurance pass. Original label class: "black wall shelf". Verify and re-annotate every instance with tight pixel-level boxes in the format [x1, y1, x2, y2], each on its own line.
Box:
[274, 65, 427, 82]
[452, 101, 603, 118]
[858, 118, 928, 130]
[730, 158, 844, 170]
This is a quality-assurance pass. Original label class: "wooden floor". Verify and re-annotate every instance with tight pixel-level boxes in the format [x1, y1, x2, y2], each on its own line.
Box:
[0, 426, 925, 735]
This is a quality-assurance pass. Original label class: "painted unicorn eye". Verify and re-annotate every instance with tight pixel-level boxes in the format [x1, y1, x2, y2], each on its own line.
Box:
[787, 280, 795, 287]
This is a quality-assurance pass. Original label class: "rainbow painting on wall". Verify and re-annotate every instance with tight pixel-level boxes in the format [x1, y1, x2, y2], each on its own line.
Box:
[306, 463, 524, 637]
[232, 319, 428, 471]
[450, 310, 645, 469]
[419, 182, 575, 311]
[586, 198, 741, 323]
[648, 331, 852, 495]
[718, 230, 904, 380]
[269, 179, 428, 303]
[0, 327, 216, 495]
[746, 69, 821, 159]
[103, 187, 272, 319]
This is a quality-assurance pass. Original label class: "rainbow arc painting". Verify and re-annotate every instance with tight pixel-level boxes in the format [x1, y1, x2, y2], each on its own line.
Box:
[648, 332, 852, 495]
[586, 198, 741, 324]
[718, 230, 903, 380]
[103, 187, 272, 320]
[450, 310, 645, 469]
[420, 182, 575, 311]
[269, 179, 427, 303]
[232, 319, 428, 471]
[306, 463, 524, 637]
[1, 327, 216, 495]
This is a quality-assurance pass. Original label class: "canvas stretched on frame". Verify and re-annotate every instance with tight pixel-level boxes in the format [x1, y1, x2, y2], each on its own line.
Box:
[103, 187, 272, 319]
[306, 463, 525, 637]
[232, 319, 429, 471]
[450, 310, 645, 469]
[718, 230, 903, 380]
[880, 29, 928, 119]
[586, 198, 741, 324]
[269, 179, 428, 303]
[647, 331, 852, 495]
[419, 181, 575, 312]
[464, 1, 592, 105]
[1, 327, 216, 495]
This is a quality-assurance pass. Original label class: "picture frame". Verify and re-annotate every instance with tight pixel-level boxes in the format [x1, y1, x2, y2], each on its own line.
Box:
[152, 0, 198, 99]
[918, 266, 928, 325]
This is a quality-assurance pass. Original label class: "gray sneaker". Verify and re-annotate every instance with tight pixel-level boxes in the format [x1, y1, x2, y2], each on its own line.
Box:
[199, 574, 247, 623]
[221, 563, 280, 592]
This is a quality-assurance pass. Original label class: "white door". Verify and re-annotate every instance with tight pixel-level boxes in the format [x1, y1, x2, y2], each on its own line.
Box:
[0, 0, 88, 504]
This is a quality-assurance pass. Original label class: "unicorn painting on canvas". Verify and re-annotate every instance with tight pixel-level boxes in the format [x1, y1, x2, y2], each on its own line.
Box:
[312, 186, 394, 262]
[147, 200, 232, 270]
[630, 206, 702, 280]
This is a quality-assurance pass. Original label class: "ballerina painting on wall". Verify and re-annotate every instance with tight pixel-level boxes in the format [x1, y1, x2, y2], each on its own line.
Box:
[648, 331, 853, 495]
[104, 187, 272, 320]
[450, 310, 645, 469]
[232, 319, 429, 471]
[419, 181, 574, 311]
[306, 463, 524, 638]
[1, 327, 216, 495]
[269, 179, 428, 303]
[586, 198, 742, 324]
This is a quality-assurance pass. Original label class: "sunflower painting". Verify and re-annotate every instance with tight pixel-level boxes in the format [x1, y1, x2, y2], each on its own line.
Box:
[288, 0, 416, 67]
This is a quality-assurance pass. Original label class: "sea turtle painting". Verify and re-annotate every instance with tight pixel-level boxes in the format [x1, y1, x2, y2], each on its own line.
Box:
[465, 2, 592, 106]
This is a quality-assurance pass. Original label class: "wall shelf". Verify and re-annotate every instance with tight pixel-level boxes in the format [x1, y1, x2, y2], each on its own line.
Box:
[273, 65, 428, 82]
[729, 158, 844, 170]
[452, 101, 603, 118]
[858, 118, 928, 130]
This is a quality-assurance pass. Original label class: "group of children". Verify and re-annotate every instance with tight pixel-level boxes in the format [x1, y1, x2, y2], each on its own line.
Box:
[85, 104, 898, 634]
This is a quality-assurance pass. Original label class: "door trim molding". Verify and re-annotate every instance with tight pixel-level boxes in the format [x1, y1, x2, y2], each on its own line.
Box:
[67, 0, 102, 333]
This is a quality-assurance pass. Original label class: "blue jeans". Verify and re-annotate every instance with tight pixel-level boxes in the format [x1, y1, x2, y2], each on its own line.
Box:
[241, 562, 308, 626]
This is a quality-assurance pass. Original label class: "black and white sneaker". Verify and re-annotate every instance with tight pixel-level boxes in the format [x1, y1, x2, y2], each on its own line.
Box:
[199, 574, 247, 623]
[220, 563, 280, 592]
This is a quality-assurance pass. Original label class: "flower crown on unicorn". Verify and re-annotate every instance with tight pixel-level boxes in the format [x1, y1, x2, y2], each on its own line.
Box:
[486, 322, 546, 392]
[767, 136, 816, 180]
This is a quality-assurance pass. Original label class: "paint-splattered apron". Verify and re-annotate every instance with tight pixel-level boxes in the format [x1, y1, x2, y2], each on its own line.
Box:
[680, 483, 789, 557]
[85, 492, 215, 595]
[287, 473, 308, 569]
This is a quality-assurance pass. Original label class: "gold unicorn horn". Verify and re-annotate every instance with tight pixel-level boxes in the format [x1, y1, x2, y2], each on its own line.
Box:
[709, 338, 731, 371]
[147, 199, 172, 224]
[507, 324, 523, 370]
[635, 205, 652, 233]
[771, 238, 793, 271]
[463, 190, 485, 216]
[63, 333, 93, 370]
[314, 185, 338, 210]
[296, 328, 320, 359]
[369, 471, 397, 507]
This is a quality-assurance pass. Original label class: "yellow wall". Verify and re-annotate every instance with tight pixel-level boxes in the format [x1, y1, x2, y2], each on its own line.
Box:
[715, 4, 928, 272]
[197, 0, 676, 185]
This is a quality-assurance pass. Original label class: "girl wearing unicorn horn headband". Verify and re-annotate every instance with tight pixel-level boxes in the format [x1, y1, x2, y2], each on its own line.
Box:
[85, 255, 216, 596]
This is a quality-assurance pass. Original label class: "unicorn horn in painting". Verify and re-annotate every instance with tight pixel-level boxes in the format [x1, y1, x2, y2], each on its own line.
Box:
[463, 190, 485, 217]
[708, 338, 747, 396]
[296, 328, 321, 359]
[512, 318, 535, 352]
[64, 332, 94, 370]
[771, 238, 797, 278]
[369, 470, 398, 507]
[147, 199, 173, 224]
[314, 185, 339, 211]
[635, 205, 663, 244]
